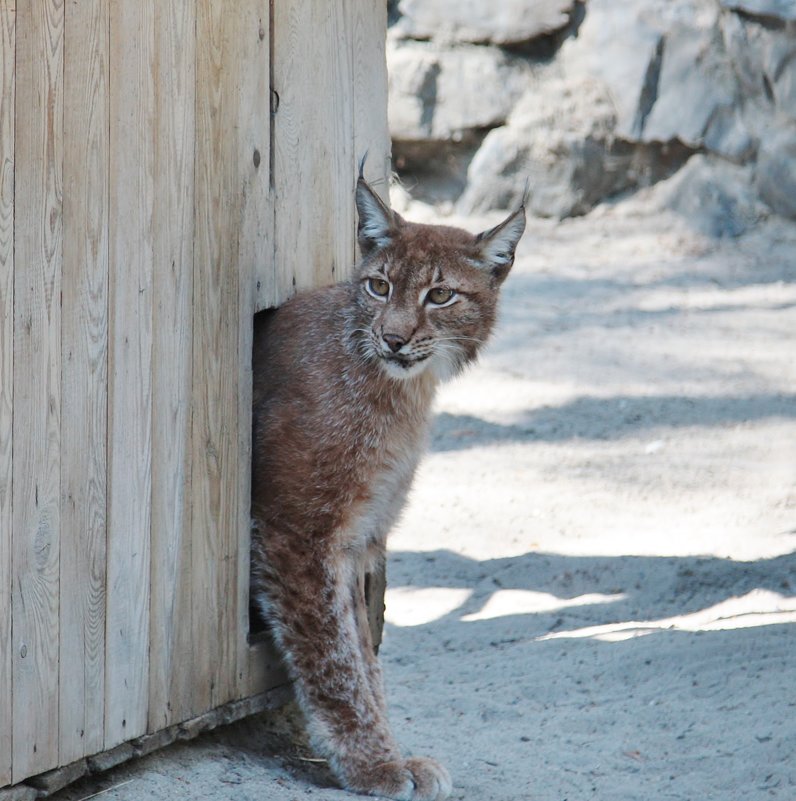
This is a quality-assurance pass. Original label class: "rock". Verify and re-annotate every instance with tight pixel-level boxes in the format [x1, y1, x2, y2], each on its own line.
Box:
[392, 0, 576, 46]
[646, 154, 767, 236]
[387, 39, 528, 143]
[720, 0, 796, 20]
[559, 0, 666, 140]
[757, 128, 796, 219]
[457, 75, 634, 217]
[721, 10, 796, 124]
[640, 23, 740, 148]
[767, 32, 796, 122]
[703, 105, 756, 162]
[720, 11, 770, 97]
[561, 0, 752, 156]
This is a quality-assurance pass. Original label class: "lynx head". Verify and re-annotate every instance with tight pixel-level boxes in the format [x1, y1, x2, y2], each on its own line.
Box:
[352, 173, 526, 381]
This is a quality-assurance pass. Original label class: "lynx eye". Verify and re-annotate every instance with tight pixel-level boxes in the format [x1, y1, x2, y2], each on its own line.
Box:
[426, 287, 455, 306]
[367, 277, 390, 298]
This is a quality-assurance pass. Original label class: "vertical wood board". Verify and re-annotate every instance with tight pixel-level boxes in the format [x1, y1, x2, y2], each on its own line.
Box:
[251, 2, 274, 313]
[11, 0, 64, 780]
[0, 0, 14, 787]
[231, 0, 271, 700]
[272, 3, 356, 300]
[105, 0, 154, 749]
[59, 0, 109, 763]
[351, 0, 391, 209]
[191, 0, 246, 714]
[148, 0, 196, 733]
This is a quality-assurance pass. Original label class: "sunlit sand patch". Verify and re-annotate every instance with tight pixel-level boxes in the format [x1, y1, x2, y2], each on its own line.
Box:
[434, 369, 581, 423]
[385, 587, 472, 626]
[537, 589, 796, 642]
[461, 590, 625, 622]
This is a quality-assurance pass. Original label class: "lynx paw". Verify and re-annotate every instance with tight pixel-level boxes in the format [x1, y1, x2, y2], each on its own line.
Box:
[352, 756, 452, 801]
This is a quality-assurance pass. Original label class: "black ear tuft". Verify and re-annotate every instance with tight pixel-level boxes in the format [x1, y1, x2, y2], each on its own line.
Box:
[356, 164, 401, 256]
[475, 203, 526, 282]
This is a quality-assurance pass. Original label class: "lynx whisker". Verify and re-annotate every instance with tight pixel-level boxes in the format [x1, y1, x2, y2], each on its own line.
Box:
[434, 335, 486, 345]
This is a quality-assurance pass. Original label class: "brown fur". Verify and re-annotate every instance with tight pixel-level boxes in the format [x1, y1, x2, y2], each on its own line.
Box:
[251, 173, 525, 800]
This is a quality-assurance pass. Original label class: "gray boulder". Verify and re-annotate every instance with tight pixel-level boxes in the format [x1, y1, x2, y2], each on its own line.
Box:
[757, 128, 796, 219]
[562, 0, 753, 159]
[387, 39, 529, 143]
[392, 0, 576, 46]
[559, 0, 665, 140]
[641, 23, 741, 150]
[720, 11, 770, 97]
[721, 10, 796, 137]
[643, 154, 768, 236]
[766, 29, 796, 122]
[457, 76, 633, 217]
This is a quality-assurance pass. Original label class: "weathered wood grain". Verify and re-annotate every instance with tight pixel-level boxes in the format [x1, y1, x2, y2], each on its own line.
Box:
[272, 2, 356, 299]
[59, 0, 109, 764]
[11, 0, 64, 781]
[0, 684, 292, 800]
[106, 0, 154, 749]
[147, 0, 196, 733]
[192, 0, 246, 715]
[249, 3, 274, 314]
[0, 0, 15, 787]
[351, 0, 391, 212]
[232, 0, 271, 699]
[1, 0, 389, 786]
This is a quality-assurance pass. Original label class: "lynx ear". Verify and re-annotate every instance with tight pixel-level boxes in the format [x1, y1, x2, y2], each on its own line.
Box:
[475, 202, 526, 282]
[356, 156, 403, 255]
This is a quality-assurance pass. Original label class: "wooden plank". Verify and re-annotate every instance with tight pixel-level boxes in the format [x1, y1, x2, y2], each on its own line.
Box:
[0, 0, 14, 787]
[147, 0, 196, 733]
[105, 0, 154, 749]
[249, 2, 274, 314]
[11, 0, 64, 781]
[272, 2, 355, 300]
[59, 0, 109, 764]
[351, 0, 390, 666]
[351, 0, 391, 214]
[233, 0, 270, 700]
[191, 0, 247, 715]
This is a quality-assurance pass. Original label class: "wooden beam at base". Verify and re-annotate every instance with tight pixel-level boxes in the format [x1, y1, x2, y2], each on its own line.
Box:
[0, 684, 292, 801]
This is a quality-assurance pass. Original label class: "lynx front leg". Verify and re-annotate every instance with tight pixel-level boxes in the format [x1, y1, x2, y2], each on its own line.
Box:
[257, 539, 451, 801]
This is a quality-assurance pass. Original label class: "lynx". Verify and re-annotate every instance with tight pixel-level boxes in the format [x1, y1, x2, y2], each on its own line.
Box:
[250, 164, 525, 800]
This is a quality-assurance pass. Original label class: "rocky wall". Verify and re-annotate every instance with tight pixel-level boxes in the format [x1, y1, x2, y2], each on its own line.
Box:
[388, 0, 796, 228]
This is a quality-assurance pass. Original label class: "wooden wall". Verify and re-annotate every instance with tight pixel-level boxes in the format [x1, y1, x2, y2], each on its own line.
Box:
[0, 0, 390, 787]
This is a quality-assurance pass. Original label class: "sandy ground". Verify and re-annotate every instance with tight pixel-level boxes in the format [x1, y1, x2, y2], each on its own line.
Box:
[52, 199, 796, 801]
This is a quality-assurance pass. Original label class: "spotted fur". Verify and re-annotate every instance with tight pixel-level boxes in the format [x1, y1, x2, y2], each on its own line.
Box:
[251, 173, 525, 800]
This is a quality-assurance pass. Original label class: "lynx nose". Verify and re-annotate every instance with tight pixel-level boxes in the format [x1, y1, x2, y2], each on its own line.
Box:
[382, 333, 406, 353]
